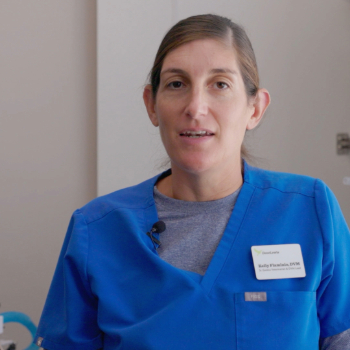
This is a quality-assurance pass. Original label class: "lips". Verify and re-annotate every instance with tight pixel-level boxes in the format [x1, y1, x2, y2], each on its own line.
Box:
[179, 130, 215, 138]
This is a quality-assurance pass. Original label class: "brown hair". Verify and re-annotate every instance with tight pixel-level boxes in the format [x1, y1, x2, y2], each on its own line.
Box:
[148, 14, 260, 161]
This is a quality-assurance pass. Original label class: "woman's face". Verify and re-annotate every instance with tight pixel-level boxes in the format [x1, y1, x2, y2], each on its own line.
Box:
[145, 38, 264, 176]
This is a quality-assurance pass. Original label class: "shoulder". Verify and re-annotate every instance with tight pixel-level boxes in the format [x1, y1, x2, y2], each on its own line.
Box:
[76, 172, 164, 224]
[243, 161, 322, 198]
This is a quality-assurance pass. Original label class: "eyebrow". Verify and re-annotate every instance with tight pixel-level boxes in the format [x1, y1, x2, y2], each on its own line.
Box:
[160, 68, 238, 77]
[161, 68, 188, 77]
[210, 68, 237, 75]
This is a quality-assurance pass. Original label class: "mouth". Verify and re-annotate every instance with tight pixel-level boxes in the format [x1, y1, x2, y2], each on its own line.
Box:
[179, 130, 215, 138]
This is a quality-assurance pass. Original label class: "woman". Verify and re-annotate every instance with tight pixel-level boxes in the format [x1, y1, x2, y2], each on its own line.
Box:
[35, 14, 350, 350]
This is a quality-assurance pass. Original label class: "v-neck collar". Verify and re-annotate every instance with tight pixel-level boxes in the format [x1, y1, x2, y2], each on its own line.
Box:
[143, 160, 257, 295]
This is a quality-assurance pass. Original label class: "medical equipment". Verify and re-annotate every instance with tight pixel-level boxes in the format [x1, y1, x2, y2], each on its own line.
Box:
[0, 312, 39, 350]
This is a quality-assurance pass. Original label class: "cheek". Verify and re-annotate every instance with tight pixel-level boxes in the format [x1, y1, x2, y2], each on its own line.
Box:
[218, 105, 252, 138]
[155, 102, 179, 129]
[154, 111, 173, 145]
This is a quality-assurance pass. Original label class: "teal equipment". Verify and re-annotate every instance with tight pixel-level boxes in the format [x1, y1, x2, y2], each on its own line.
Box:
[0, 312, 39, 350]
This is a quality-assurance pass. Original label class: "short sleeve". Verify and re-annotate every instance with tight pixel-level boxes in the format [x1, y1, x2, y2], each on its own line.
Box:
[34, 210, 103, 350]
[315, 180, 350, 338]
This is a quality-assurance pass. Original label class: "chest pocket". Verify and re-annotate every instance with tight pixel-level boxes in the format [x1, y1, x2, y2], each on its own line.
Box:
[234, 291, 319, 350]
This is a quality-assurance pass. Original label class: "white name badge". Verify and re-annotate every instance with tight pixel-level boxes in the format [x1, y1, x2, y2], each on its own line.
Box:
[251, 244, 306, 280]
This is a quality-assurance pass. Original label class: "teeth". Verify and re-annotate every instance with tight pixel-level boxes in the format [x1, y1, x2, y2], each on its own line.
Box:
[181, 130, 212, 137]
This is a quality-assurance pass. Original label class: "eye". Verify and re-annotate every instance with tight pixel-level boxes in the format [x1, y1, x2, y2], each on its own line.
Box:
[167, 81, 184, 89]
[214, 81, 229, 90]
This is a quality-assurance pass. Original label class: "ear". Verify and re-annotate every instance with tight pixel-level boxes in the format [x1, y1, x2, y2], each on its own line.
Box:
[246, 88, 271, 130]
[143, 85, 159, 127]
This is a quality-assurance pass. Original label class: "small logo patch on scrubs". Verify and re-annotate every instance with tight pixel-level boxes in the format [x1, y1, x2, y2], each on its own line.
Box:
[251, 244, 306, 280]
[245, 292, 267, 301]
[36, 337, 43, 346]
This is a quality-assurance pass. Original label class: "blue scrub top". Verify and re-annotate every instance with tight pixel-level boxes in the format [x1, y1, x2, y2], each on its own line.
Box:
[35, 162, 350, 350]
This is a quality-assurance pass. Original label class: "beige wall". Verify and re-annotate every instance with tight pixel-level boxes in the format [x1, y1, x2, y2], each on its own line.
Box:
[0, 1, 96, 348]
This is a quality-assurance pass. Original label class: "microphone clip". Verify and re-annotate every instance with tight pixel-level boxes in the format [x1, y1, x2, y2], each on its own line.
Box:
[146, 231, 161, 248]
[146, 221, 166, 249]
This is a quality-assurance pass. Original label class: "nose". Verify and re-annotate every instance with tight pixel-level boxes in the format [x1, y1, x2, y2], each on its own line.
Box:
[184, 87, 208, 119]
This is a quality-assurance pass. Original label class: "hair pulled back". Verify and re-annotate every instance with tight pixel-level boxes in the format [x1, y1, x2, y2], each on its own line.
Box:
[149, 14, 260, 101]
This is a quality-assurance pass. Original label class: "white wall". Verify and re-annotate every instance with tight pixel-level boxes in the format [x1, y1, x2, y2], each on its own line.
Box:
[98, 0, 350, 222]
[0, 1, 96, 348]
[97, 0, 171, 194]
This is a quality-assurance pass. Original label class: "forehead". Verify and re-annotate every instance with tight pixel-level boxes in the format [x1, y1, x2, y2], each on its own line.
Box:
[161, 38, 239, 73]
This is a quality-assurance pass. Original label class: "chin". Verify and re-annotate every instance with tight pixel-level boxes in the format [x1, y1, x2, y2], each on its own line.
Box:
[172, 156, 217, 175]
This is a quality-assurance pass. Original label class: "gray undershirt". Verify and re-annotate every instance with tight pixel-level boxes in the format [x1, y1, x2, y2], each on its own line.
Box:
[154, 185, 239, 276]
[153, 185, 350, 349]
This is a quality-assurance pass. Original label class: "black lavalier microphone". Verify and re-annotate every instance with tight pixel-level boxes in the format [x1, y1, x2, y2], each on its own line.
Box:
[147, 221, 166, 248]
[152, 221, 166, 234]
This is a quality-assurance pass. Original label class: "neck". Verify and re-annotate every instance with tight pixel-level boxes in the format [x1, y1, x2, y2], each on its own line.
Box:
[157, 159, 244, 202]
